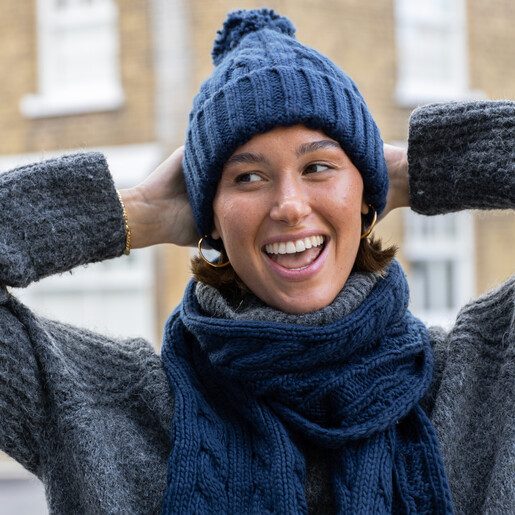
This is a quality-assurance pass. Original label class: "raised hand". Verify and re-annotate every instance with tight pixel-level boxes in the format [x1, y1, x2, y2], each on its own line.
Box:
[380, 143, 409, 220]
[119, 146, 198, 249]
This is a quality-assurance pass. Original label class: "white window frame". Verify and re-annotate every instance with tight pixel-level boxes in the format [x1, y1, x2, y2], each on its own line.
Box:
[20, 0, 124, 118]
[403, 210, 475, 328]
[394, 0, 483, 106]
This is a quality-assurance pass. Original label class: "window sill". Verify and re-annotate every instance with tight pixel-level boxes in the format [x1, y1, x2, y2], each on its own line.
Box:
[395, 85, 486, 108]
[20, 88, 124, 119]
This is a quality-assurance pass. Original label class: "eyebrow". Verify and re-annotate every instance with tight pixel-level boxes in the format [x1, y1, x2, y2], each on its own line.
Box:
[224, 152, 271, 167]
[296, 140, 341, 157]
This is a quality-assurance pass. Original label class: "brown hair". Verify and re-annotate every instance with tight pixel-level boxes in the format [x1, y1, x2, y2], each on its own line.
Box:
[191, 227, 397, 301]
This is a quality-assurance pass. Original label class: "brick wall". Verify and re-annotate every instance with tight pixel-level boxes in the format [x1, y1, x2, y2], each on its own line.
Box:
[0, 0, 155, 156]
[1, 0, 511, 323]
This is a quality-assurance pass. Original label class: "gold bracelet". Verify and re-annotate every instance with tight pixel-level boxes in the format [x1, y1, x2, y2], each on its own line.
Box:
[117, 190, 131, 255]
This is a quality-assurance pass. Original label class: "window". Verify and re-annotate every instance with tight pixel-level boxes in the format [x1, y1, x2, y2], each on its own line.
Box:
[404, 211, 475, 327]
[394, 0, 479, 105]
[20, 0, 123, 118]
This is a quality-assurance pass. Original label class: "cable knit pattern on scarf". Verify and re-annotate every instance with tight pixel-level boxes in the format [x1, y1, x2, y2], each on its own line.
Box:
[161, 261, 453, 513]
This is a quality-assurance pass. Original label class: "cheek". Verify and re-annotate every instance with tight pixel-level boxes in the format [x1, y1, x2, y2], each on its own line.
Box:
[213, 197, 254, 248]
[325, 181, 363, 225]
[316, 186, 364, 251]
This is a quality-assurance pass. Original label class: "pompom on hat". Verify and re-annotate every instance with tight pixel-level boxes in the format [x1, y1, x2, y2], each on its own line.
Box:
[183, 8, 388, 247]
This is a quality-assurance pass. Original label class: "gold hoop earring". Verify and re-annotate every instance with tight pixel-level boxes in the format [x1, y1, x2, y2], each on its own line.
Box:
[360, 205, 377, 240]
[197, 236, 231, 268]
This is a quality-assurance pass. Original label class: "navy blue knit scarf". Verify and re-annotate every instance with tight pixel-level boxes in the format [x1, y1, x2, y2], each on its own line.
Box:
[161, 262, 453, 513]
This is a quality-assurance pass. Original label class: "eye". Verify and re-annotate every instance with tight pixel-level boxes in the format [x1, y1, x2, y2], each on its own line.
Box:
[235, 172, 263, 183]
[304, 163, 330, 175]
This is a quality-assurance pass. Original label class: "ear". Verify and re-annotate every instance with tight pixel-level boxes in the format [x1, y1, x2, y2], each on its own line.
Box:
[211, 227, 221, 240]
[361, 199, 369, 215]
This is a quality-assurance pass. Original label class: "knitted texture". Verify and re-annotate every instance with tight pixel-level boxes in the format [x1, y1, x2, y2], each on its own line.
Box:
[161, 261, 454, 513]
[195, 270, 380, 514]
[0, 304, 173, 513]
[0, 154, 174, 513]
[427, 276, 515, 513]
[0, 153, 126, 287]
[195, 269, 379, 326]
[0, 102, 513, 513]
[408, 100, 515, 214]
[183, 8, 388, 246]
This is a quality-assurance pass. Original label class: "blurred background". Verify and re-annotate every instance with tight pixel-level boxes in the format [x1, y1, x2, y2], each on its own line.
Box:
[0, 0, 514, 512]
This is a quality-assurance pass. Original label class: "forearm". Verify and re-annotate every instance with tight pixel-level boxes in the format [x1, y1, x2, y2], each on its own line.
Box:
[407, 101, 515, 214]
[0, 152, 126, 288]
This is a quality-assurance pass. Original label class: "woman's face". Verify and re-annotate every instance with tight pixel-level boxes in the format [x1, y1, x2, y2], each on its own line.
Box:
[212, 125, 368, 314]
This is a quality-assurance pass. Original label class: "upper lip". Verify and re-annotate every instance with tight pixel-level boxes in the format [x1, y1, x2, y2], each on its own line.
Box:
[261, 231, 328, 248]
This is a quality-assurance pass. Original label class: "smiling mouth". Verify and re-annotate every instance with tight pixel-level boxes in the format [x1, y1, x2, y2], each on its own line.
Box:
[264, 235, 326, 270]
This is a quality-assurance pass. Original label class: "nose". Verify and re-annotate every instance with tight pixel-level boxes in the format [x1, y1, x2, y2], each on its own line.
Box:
[269, 177, 311, 226]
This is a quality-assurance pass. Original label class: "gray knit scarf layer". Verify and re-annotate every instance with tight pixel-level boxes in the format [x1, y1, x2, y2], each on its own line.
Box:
[195, 271, 380, 326]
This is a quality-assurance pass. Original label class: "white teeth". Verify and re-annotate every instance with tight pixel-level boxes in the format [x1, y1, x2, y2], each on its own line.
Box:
[265, 235, 325, 255]
[286, 241, 296, 253]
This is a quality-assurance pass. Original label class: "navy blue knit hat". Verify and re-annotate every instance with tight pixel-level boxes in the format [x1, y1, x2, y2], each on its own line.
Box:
[183, 8, 388, 246]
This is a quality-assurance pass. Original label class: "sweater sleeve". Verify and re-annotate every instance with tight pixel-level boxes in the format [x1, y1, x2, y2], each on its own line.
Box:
[0, 153, 128, 474]
[0, 299, 46, 475]
[0, 292, 173, 481]
[0, 152, 127, 288]
[407, 100, 515, 214]
[427, 275, 515, 513]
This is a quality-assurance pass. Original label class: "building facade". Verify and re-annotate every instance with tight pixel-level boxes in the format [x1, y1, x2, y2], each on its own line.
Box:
[0, 0, 513, 502]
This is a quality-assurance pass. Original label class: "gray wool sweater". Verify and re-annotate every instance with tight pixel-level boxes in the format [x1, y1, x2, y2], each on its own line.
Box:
[0, 101, 514, 514]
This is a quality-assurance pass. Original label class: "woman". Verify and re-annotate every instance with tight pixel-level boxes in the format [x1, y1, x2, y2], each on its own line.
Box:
[0, 8, 513, 514]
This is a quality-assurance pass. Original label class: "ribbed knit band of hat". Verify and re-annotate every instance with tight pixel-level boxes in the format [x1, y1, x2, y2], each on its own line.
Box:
[183, 8, 388, 249]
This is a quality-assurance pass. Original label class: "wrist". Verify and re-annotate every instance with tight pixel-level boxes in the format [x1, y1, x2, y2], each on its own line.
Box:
[390, 147, 410, 210]
[116, 190, 132, 255]
[117, 187, 160, 249]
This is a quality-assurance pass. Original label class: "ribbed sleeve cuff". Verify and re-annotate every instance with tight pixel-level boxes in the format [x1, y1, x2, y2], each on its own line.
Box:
[407, 101, 515, 215]
[0, 152, 126, 287]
